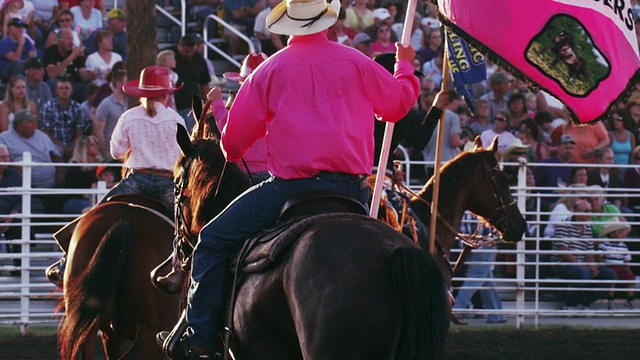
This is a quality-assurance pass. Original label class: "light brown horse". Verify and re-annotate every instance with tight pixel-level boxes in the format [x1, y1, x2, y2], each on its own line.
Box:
[58, 199, 181, 359]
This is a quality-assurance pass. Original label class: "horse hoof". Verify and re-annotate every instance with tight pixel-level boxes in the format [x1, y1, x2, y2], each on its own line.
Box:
[154, 269, 188, 294]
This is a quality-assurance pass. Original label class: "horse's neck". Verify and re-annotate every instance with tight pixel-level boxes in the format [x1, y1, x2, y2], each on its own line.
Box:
[415, 180, 467, 252]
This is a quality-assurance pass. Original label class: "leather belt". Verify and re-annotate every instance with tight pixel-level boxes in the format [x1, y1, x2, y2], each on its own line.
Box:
[133, 168, 173, 178]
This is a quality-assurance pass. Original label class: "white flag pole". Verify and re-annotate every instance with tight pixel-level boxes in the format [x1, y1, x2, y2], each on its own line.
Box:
[369, 0, 418, 218]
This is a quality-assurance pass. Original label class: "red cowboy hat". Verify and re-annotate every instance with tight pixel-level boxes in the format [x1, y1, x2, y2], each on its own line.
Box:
[223, 53, 268, 82]
[123, 66, 183, 98]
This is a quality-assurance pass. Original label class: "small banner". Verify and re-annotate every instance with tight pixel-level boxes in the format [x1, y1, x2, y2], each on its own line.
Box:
[446, 32, 487, 112]
[435, 0, 640, 124]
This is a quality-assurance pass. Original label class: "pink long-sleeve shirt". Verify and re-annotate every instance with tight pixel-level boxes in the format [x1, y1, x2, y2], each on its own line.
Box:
[211, 98, 269, 173]
[222, 32, 419, 180]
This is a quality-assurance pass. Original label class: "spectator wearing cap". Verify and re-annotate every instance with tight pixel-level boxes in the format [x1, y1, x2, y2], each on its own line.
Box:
[353, 32, 372, 57]
[83, 7, 127, 60]
[43, 28, 95, 98]
[502, 138, 530, 185]
[363, 7, 397, 46]
[69, 0, 102, 40]
[24, 57, 52, 111]
[0, 18, 36, 82]
[2, 0, 36, 45]
[166, 34, 211, 132]
[420, 3, 442, 29]
[554, 119, 610, 164]
[44, 9, 81, 48]
[480, 71, 512, 120]
[344, 0, 373, 32]
[0, 109, 62, 189]
[254, 0, 286, 55]
[39, 77, 89, 159]
[0, 74, 38, 132]
[84, 29, 122, 86]
[327, 8, 357, 46]
[223, 0, 266, 56]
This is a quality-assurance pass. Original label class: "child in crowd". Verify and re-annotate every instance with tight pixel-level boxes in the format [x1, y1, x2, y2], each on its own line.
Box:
[597, 218, 636, 310]
[156, 49, 178, 110]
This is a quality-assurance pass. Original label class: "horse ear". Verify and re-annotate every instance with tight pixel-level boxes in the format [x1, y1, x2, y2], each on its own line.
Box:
[177, 125, 195, 158]
[473, 136, 483, 150]
[488, 136, 499, 154]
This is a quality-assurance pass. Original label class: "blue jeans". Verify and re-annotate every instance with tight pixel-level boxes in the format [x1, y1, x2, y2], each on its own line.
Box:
[453, 249, 504, 323]
[552, 263, 616, 307]
[186, 172, 369, 350]
[99, 173, 175, 220]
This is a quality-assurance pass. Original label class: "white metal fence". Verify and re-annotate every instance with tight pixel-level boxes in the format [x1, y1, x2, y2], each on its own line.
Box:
[1, 152, 639, 333]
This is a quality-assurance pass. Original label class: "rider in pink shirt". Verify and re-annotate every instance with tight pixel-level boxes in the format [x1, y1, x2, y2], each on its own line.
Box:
[158, 0, 419, 357]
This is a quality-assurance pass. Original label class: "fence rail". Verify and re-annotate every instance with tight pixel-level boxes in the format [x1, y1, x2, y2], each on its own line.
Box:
[1, 152, 639, 333]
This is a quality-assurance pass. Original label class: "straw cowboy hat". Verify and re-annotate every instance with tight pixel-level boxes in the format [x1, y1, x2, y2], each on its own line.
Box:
[501, 138, 530, 159]
[599, 217, 631, 237]
[223, 52, 268, 82]
[123, 66, 183, 98]
[266, 0, 341, 36]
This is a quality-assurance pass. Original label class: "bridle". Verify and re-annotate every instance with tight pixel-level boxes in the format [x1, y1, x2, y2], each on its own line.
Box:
[398, 153, 517, 278]
[174, 154, 197, 262]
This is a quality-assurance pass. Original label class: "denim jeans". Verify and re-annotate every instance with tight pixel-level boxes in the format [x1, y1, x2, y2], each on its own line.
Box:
[99, 173, 175, 220]
[552, 263, 616, 307]
[186, 172, 369, 350]
[453, 249, 504, 323]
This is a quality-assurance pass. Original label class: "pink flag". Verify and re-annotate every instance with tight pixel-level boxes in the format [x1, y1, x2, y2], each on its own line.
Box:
[435, 0, 640, 124]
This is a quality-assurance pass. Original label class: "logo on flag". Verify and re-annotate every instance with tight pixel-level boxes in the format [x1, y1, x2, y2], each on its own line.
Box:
[434, 0, 640, 124]
[445, 32, 486, 112]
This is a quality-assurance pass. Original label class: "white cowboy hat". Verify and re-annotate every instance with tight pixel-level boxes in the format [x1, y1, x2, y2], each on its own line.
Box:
[266, 0, 341, 36]
[501, 138, 530, 159]
[599, 217, 630, 237]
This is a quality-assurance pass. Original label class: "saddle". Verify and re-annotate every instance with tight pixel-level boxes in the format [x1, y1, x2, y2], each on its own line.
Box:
[234, 192, 368, 273]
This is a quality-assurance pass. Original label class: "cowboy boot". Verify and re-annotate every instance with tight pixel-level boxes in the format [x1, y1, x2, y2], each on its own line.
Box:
[152, 247, 189, 294]
[157, 310, 218, 359]
[45, 255, 66, 288]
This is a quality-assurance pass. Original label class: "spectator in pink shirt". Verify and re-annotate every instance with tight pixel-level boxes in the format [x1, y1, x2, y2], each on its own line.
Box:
[370, 23, 396, 57]
[157, 0, 420, 357]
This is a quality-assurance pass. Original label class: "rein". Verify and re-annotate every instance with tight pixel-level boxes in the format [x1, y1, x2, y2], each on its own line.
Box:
[395, 157, 514, 276]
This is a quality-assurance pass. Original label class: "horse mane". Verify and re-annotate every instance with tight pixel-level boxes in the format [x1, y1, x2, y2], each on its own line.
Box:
[419, 149, 495, 203]
[180, 138, 252, 234]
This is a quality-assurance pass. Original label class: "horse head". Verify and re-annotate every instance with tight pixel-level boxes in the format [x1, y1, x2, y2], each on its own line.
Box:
[457, 136, 527, 243]
[174, 124, 251, 254]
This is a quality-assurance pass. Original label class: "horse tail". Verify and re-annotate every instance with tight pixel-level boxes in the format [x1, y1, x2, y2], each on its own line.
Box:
[59, 221, 133, 360]
[391, 247, 448, 360]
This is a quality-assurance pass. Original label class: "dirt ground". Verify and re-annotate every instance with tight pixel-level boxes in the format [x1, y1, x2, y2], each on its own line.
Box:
[1, 327, 637, 360]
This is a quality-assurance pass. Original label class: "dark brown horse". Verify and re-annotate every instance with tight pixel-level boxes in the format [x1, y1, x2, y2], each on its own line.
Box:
[167, 122, 526, 358]
[58, 199, 181, 359]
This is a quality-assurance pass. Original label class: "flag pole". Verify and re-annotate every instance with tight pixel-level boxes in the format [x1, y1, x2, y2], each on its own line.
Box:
[369, 0, 418, 218]
[428, 28, 451, 255]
